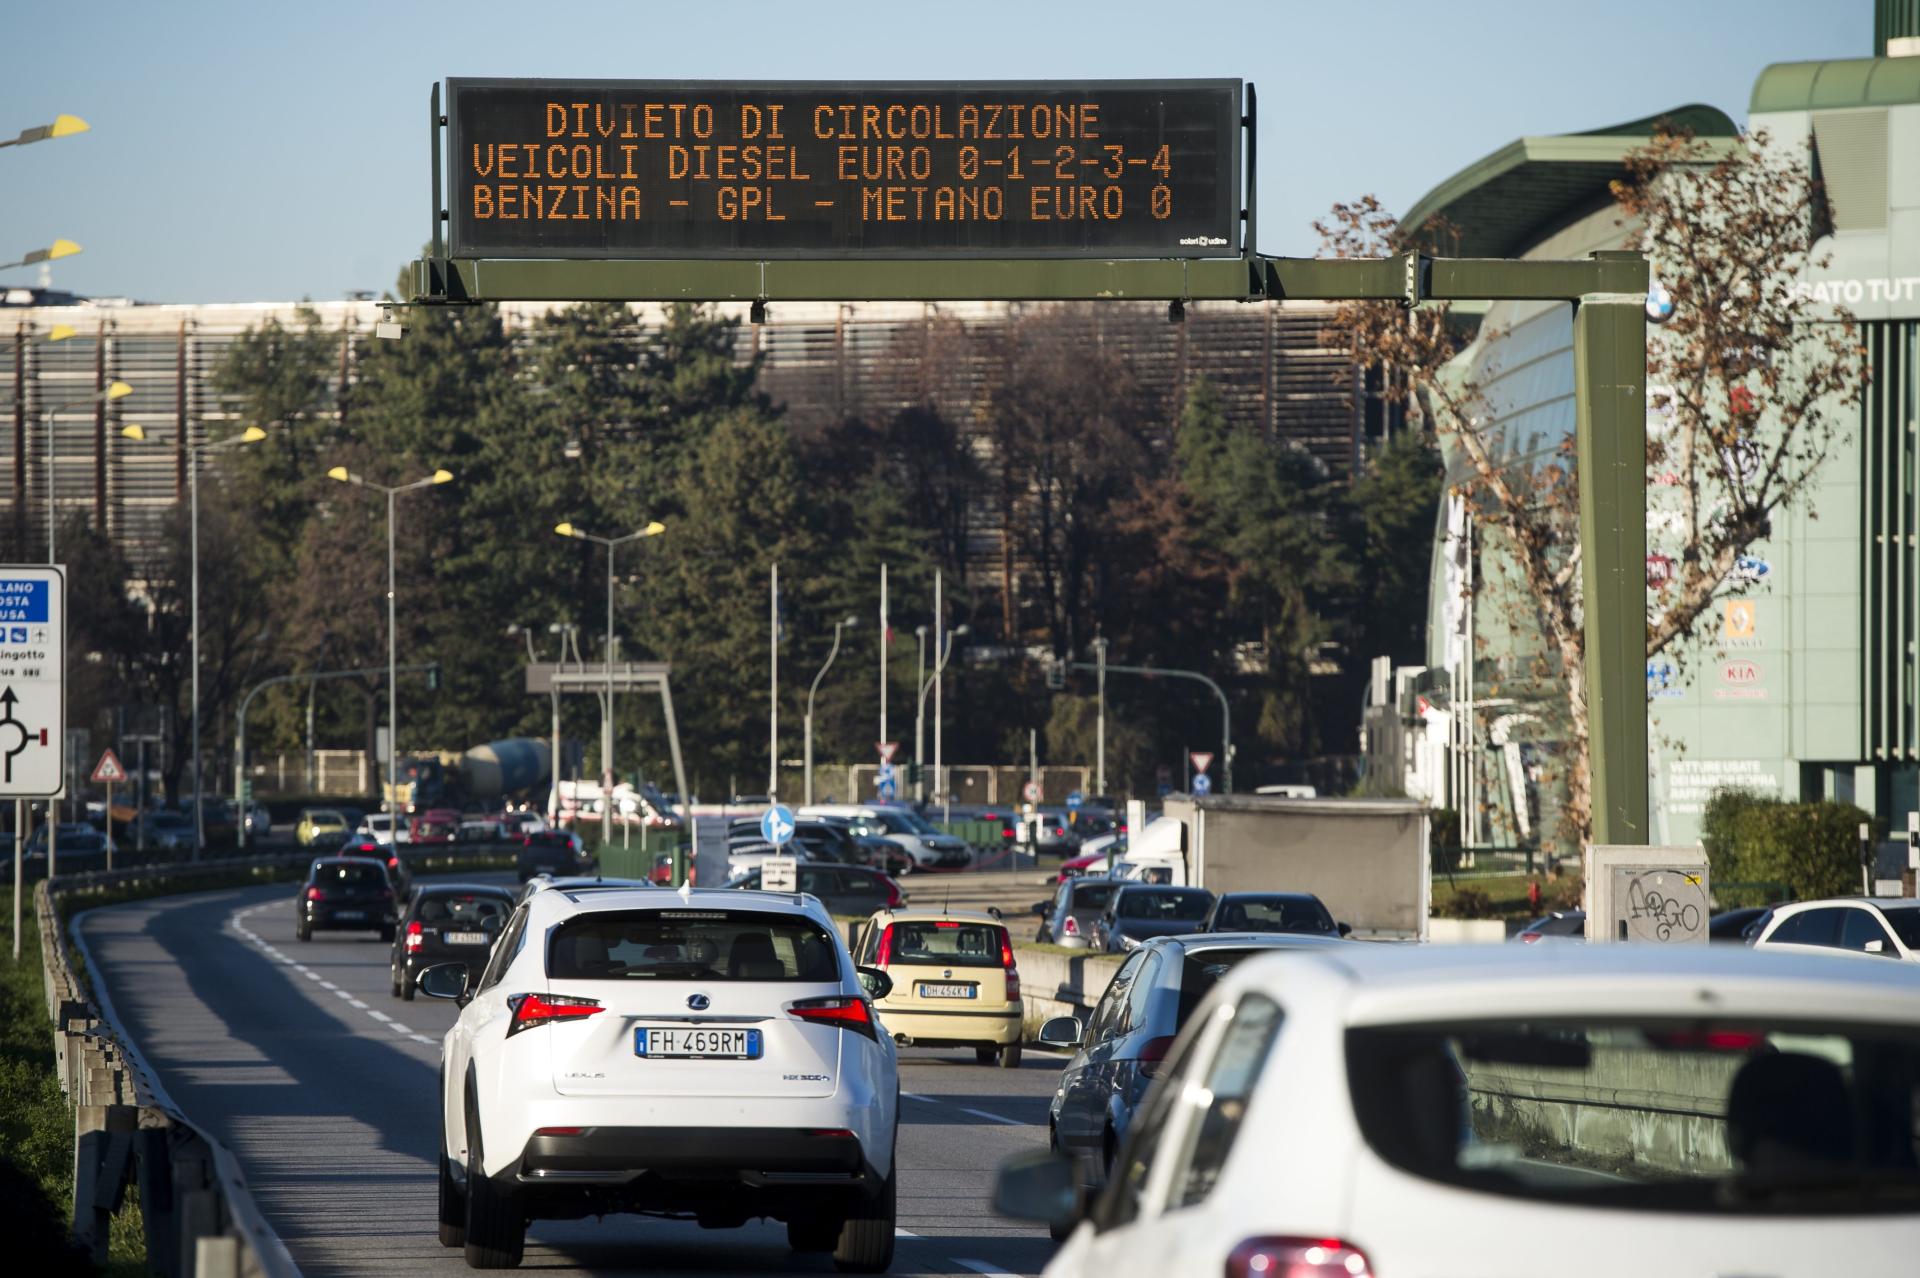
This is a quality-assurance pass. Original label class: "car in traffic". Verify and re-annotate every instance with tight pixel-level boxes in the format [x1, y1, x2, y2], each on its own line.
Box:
[243, 802, 273, 838]
[1512, 908, 1587, 943]
[418, 886, 899, 1271]
[1033, 876, 1123, 949]
[1058, 837, 1124, 882]
[853, 907, 1023, 1066]
[295, 808, 352, 850]
[1038, 931, 1349, 1229]
[998, 943, 1920, 1278]
[1092, 885, 1216, 953]
[361, 812, 408, 847]
[801, 804, 973, 872]
[389, 883, 516, 1000]
[128, 810, 197, 854]
[1751, 897, 1920, 960]
[1709, 904, 1774, 942]
[23, 827, 118, 876]
[515, 829, 594, 882]
[727, 863, 906, 915]
[410, 808, 462, 846]
[338, 833, 412, 897]
[1200, 891, 1345, 937]
[296, 857, 399, 942]
[1017, 807, 1080, 856]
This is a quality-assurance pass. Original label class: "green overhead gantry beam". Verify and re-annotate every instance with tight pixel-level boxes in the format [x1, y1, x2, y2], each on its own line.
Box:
[406, 248, 1649, 847]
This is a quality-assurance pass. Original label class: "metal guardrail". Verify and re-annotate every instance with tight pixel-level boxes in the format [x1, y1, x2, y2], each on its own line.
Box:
[38, 854, 308, 1278]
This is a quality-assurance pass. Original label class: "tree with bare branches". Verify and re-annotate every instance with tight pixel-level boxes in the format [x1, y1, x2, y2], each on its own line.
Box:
[1319, 129, 1864, 848]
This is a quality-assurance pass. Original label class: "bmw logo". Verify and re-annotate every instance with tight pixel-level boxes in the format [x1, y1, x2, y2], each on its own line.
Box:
[1646, 279, 1675, 325]
[686, 994, 710, 1011]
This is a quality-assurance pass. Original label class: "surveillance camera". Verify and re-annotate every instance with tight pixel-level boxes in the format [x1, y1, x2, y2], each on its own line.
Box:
[375, 306, 408, 340]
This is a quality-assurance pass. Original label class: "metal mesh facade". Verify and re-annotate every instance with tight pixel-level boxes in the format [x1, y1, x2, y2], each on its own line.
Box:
[5, 297, 1359, 576]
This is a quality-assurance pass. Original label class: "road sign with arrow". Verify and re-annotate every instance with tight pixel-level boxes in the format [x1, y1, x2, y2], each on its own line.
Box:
[0, 566, 64, 797]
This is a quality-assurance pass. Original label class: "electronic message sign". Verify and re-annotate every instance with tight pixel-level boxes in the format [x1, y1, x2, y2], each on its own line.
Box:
[447, 79, 1241, 260]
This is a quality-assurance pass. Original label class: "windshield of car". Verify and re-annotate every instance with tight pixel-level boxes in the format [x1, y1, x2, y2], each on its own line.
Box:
[305, 810, 343, 825]
[1070, 881, 1119, 911]
[547, 909, 841, 981]
[1347, 1017, 1920, 1214]
[886, 920, 1008, 968]
[1884, 911, 1920, 950]
[1118, 889, 1211, 921]
[1216, 895, 1335, 934]
[874, 809, 935, 835]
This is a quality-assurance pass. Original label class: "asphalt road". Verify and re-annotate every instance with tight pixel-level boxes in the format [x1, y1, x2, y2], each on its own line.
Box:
[76, 877, 1058, 1278]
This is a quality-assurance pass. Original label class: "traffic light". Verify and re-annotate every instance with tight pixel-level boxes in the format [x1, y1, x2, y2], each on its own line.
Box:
[907, 760, 923, 786]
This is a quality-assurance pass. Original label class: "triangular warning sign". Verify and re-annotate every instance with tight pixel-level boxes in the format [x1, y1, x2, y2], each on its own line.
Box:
[91, 749, 129, 783]
[877, 741, 899, 763]
[1189, 751, 1214, 775]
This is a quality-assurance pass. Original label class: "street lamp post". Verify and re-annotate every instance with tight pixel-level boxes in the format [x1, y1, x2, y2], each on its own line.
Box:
[0, 237, 82, 273]
[123, 419, 260, 854]
[0, 114, 89, 150]
[328, 466, 454, 824]
[804, 616, 858, 806]
[1094, 636, 1109, 796]
[913, 626, 927, 804]
[916, 624, 967, 820]
[555, 520, 665, 842]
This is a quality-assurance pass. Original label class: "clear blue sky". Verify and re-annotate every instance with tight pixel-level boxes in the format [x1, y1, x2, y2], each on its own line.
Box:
[0, 0, 1864, 303]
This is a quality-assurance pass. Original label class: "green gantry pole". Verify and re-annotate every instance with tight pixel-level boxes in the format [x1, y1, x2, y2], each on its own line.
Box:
[1573, 253, 1650, 847]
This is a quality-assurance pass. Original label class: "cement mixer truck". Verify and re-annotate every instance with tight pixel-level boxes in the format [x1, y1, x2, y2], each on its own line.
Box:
[389, 738, 550, 813]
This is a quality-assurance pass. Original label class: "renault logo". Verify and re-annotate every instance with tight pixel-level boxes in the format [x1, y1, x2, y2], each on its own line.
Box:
[687, 994, 710, 1011]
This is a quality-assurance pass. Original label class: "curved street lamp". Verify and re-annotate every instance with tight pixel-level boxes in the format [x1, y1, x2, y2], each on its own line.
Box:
[0, 238, 81, 272]
[0, 114, 89, 150]
[804, 617, 858, 806]
[327, 466, 454, 819]
[120, 421, 266, 851]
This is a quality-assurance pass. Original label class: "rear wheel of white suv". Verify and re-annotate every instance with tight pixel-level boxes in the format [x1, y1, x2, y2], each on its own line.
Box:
[832, 1165, 896, 1273]
[462, 1092, 525, 1268]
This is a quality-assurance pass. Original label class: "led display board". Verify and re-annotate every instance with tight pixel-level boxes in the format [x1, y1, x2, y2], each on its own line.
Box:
[447, 79, 1242, 259]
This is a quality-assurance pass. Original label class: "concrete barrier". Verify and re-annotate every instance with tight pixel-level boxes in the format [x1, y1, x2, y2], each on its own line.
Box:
[1012, 946, 1124, 1039]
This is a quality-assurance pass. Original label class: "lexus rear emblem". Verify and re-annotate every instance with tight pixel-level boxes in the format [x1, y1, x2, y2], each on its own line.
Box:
[687, 994, 710, 1010]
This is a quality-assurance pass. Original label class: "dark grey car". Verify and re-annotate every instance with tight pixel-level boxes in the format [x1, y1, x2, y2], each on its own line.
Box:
[1037, 931, 1347, 1236]
[1200, 891, 1345, 937]
[1032, 876, 1123, 949]
[1091, 884, 1215, 953]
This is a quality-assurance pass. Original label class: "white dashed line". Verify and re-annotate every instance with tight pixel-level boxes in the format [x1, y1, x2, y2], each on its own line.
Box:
[957, 1107, 1022, 1127]
[954, 1262, 1017, 1277]
[901, 1092, 936, 1103]
[227, 901, 434, 1051]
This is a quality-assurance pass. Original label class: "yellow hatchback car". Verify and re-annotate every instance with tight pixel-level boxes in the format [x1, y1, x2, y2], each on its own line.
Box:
[854, 907, 1024, 1067]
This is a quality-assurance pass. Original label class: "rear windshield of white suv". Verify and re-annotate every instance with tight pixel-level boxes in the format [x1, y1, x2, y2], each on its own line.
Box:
[547, 909, 841, 982]
[1348, 1018, 1920, 1214]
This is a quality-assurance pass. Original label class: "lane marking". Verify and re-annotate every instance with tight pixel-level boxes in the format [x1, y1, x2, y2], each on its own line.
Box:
[227, 900, 438, 1053]
[902, 1092, 936, 1103]
[955, 1262, 1017, 1277]
[958, 1106, 1022, 1127]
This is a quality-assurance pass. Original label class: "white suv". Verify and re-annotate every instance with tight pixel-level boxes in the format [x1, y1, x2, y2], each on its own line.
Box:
[418, 886, 900, 1271]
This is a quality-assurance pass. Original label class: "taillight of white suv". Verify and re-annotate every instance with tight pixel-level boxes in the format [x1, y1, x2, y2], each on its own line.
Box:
[504, 992, 604, 1037]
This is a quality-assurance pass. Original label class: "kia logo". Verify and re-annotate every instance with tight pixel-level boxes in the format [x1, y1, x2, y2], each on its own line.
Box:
[686, 994, 710, 1011]
[1721, 660, 1762, 685]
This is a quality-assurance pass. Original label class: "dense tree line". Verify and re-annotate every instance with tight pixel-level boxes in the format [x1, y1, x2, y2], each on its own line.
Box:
[66, 296, 1440, 803]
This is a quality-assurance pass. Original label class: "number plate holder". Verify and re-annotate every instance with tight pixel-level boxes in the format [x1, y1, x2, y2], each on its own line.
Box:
[917, 982, 978, 999]
[634, 1027, 763, 1059]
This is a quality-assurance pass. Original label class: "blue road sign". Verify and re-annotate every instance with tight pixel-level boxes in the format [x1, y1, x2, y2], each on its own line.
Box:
[876, 775, 898, 800]
[760, 804, 796, 847]
[1066, 791, 1084, 809]
[1192, 773, 1213, 796]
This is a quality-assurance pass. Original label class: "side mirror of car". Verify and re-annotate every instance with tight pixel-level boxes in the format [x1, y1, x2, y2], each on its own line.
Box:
[856, 966, 894, 1001]
[1337, 921, 1353, 938]
[417, 962, 470, 1004]
[987, 906, 1004, 921]
[1865, 939, 1889, 955]
[1038, 1015, 1084, 1048]
[991, 1150, 1082, 1230]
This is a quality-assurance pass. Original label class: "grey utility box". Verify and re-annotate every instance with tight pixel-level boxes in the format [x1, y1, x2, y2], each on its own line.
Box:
[1583, 845, 1710, 943]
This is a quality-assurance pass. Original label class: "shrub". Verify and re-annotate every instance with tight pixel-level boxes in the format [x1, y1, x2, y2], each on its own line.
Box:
[1700, 787, 1772, 885]
[1446, 887, 1497, 919]
[1728, 799, 1872, 902]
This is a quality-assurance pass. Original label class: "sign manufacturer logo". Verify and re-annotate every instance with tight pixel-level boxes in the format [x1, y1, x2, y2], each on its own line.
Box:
[1723, 600, 1757, 642]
